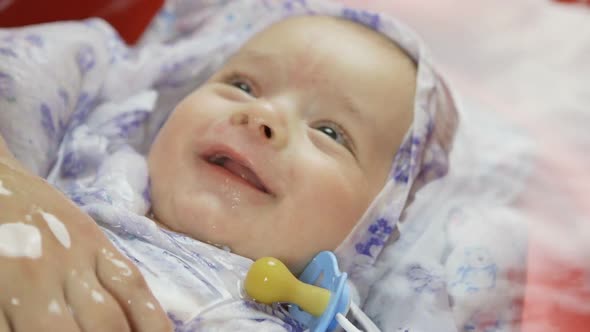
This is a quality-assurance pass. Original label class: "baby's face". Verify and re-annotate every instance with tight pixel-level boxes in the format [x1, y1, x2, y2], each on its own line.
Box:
[148, 16, 416, 272]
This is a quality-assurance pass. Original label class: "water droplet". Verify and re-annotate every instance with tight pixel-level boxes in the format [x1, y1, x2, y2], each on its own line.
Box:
[231, 190, 241, 210]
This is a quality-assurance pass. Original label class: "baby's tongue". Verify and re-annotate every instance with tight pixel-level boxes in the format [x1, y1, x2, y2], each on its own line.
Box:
[223, 159, 264, 191]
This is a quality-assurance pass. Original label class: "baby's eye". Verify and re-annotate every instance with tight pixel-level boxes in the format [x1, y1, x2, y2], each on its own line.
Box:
[316, 125, 342, 142]
[313, 122, 355, 154]
[231, 80, 253, 95]
[221, 71, 259, 97]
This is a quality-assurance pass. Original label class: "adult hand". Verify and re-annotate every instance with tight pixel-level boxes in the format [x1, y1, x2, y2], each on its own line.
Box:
[0, 162, 172, 332]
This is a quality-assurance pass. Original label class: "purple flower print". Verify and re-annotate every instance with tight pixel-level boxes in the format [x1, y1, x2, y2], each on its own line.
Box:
[24, 34, 43, 47]
[0, 72, 16, 101]
[0, 47, 17, 57]
[76, 45, 96, 74]
[341, 8, 381, 30]
[355, 218, 395, 257]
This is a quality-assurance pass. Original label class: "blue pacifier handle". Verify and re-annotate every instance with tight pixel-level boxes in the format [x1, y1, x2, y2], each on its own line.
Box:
[289, 251, 350, 332]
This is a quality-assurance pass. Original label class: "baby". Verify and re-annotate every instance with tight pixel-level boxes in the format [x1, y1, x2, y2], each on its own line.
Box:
[0, 1, 456, 331]
[147, 14, 415, 273]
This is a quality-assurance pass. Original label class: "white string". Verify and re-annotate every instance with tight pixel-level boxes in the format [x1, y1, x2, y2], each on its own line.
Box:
[335, 301, 381, 332]
[336, 313, 362, 332]
[349, 301, 381, 332]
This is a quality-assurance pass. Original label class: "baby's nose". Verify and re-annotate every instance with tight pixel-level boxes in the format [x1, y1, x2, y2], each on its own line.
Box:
[230, 102, 288, 149]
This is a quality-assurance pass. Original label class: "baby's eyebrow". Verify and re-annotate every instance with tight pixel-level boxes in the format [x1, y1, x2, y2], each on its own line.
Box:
[341, 94, 363, 121]
[229, 50, 282, 71]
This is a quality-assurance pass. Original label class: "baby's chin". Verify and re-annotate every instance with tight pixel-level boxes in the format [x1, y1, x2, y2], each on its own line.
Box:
[149, 184, 331, 275]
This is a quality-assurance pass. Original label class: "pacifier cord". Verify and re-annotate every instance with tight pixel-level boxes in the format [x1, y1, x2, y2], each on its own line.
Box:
[336, 301, 381, 332]
[336, 314, 361, 332]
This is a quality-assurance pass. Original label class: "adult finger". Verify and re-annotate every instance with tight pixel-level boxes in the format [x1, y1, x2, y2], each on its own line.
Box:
[0, 309, 11, 332]
[5, 291, 80, 332]
[64, 268, 131, 332]
[96, 247, 173, 332]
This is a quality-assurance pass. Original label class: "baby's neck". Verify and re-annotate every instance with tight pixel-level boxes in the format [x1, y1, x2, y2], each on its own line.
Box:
[146, 209, 232, 252]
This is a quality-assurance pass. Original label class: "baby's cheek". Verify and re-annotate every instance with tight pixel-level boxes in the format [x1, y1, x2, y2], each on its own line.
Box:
[329, 184, 368, 227]
[306, 196, 361, 247]
[296, 166, 370, 245]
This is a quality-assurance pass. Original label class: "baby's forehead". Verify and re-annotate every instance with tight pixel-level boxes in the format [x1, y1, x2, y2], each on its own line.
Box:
[226, 17, 415, 87]
[237, 15, 413, 64]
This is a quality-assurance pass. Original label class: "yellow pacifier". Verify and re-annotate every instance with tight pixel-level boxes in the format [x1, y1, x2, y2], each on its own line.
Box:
[245, 252, 351, 332]
[245, 257, 331, 316]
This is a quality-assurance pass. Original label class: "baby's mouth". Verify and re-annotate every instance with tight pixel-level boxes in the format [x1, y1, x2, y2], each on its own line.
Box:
[206, 153, 271, 194]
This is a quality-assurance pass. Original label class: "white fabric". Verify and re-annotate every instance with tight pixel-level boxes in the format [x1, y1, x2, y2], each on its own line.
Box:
[3, 0, 577, 331]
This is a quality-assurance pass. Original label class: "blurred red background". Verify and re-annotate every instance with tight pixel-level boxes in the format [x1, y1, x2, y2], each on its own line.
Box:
[0, 0, 164, 44]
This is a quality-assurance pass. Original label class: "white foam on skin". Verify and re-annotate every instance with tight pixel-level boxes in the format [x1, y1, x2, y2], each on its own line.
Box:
[101, 248, 132, 276]
[109, 258, 132, 276]
[48, 299, 62, 315]
[0, 179, 11, 196]
[91, 290, 104, 303]
[40, 211, 71, 249]
[0, 223, 42, 259]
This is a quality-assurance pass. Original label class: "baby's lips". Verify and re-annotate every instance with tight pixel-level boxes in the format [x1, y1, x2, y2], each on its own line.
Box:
[205, 152, 271, 194]
[199, 142, 279, 196]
